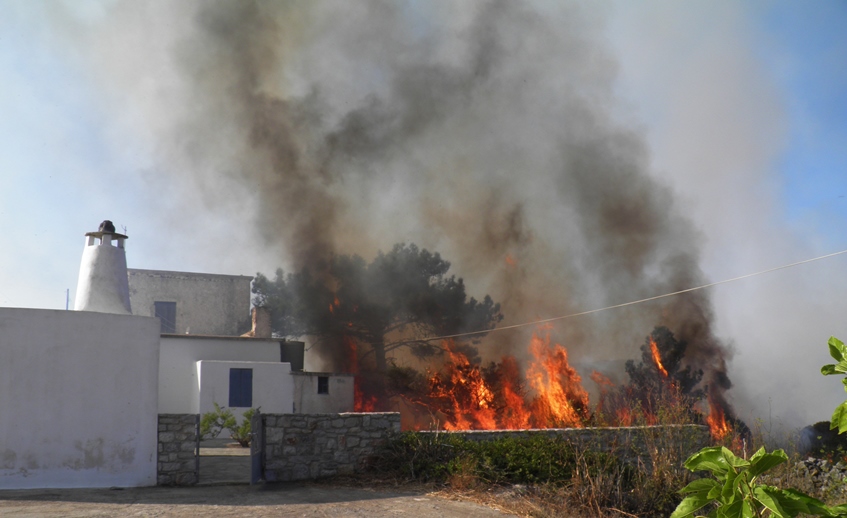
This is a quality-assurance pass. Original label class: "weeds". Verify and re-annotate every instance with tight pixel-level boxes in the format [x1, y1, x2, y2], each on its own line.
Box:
[373, 427, 700, 516]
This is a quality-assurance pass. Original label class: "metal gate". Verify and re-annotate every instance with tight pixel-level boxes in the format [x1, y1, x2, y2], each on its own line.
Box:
[250, 410, 264, 484]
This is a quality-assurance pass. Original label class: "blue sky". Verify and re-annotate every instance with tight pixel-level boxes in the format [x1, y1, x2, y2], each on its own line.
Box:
[756, 2, 847, 239]
[2, 0, 847, 426]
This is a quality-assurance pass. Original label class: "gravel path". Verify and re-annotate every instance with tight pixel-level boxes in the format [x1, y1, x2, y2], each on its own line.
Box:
[0, 482, 510, 517]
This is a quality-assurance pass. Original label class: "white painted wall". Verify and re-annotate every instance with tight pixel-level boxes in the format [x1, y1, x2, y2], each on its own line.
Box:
[197, 361, 294, 418]
[0, 308, 159, 489]
[292, 373, 355, 413]
[158, 336, 281, 414]
[74, 236, 132, 314]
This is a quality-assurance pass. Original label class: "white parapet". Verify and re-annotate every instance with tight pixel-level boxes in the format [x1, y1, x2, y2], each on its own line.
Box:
[74, 226, 132, 315]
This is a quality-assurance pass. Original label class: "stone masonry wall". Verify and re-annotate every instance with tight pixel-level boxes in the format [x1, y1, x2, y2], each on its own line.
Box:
[157, 414, 198, 486]
[262, 412, 401, 482]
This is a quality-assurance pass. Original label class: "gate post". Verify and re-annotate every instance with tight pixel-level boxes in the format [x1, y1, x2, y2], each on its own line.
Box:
[250, 409, 264, 484]
[194, 414, 200, 483]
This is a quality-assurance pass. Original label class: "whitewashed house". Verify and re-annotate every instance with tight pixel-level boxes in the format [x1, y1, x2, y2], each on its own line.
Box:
[0, 220, 354, 489]
[0, 221, 159, 489]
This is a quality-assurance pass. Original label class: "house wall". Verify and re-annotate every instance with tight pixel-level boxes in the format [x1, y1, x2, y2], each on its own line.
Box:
[292, 373, 355, 413]
[128, 269, 252, 335]
[158, 336, 282, 414]
[0, 308, 160, 489]
[197, 361, 294, 416]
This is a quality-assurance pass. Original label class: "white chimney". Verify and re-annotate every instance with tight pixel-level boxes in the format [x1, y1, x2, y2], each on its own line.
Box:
[73, 220, 132, 314]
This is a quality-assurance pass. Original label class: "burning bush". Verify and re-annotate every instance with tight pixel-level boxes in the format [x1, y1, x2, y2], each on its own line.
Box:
[256, 244, 742, 439]
[375, 326, 744, 440]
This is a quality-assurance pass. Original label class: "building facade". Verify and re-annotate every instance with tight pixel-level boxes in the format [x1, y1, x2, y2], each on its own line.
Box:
[128, 269, 253, 335]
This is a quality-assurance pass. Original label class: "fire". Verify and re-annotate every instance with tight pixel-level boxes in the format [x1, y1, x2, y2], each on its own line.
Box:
[347, 326, 741, 439]
[526, 333, 589, 428]
[649, 337, 668, 377]
[707, 396, 731, 440]
[329, 295, 340, 314]
[355, 381, 377, 412]
[344, 335, 378, 412]
[504, 254, 517, 267]
[416, 333, 590, 430]
[499, 356, 532, 429]
[427, 341, 498, 430]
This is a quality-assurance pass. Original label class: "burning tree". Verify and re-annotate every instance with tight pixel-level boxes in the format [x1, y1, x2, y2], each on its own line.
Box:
[252, 243, 503, 406]
[613, 326, 706, 424]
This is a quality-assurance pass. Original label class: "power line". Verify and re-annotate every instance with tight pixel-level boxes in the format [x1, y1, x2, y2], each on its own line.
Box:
[417, 247, 847, 343]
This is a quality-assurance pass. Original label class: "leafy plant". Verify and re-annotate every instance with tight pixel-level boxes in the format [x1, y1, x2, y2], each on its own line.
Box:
[671, 445, 841, 517]
[821, 336, 847, 434]
[199, 402, 257, 447]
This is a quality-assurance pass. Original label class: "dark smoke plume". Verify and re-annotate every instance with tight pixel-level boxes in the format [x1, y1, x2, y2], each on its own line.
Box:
[70, 0, 734, 408]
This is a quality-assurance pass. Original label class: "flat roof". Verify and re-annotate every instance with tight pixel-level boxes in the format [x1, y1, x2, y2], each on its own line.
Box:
[128, 268, 253, 281]
[160, 333, 278, 342]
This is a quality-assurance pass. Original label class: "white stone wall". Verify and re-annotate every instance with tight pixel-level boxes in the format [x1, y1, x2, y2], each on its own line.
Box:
[0, 308, 160, 489]
[292, 373, 355, 413]
[127, 269, 252, 336]
[197, 360, 294, 417]
[158, 336, 281, 414]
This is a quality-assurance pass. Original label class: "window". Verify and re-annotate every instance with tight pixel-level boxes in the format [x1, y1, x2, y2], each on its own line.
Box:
[229, 368, 253, 407]
[154, 301, 177, 334]
[317, 376, 329, 395]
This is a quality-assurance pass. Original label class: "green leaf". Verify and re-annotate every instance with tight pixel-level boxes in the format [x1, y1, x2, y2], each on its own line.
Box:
[680, 478, 720, 495]
[831, 401, 847, 434]
[753, 486, 789, 518]
[822, 364, 839, 375]
[671, 494, 714, 518]
[778, 488, 833, 517]
[748, 449, 788, 478]
[716, 499, 754, 518]
[685, 447, 730, 476]
[721, 447, 750, 469]
[721, 468, 740, 501]
[829, 336, 847, 362]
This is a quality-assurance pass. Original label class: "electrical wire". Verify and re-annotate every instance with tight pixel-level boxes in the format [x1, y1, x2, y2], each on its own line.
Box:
[417, 247, 847, 343]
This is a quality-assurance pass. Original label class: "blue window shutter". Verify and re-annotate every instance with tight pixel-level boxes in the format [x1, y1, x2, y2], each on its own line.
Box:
[229, 368, 241, 407]
[229, 368, 253, 407]
[243, 369, 253, 407]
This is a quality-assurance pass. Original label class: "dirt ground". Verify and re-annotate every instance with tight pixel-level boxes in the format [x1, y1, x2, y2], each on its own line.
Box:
[0, 482, 512, 517]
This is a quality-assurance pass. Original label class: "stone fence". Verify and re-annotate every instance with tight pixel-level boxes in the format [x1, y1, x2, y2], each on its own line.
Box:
[261, 412, 401, 482]
[157, 414, 199, 486]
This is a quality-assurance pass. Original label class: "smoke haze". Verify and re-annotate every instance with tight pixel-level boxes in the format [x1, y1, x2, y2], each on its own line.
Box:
[44, 0, 847, 427]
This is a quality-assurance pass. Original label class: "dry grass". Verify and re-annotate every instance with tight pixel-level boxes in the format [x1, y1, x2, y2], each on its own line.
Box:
[360, 425, 703, 517]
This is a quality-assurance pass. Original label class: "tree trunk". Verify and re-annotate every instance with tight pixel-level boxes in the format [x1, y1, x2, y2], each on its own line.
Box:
[373, 339, 387, 372]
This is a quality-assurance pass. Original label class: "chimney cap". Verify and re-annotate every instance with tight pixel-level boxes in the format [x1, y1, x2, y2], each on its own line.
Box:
[85, 219, 127, 240]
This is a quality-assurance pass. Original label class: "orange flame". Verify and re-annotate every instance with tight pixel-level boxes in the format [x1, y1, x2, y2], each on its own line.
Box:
[649, 337, 668, 377]
[707, 397, 731, 440]
[343, 335, 378, 412]
[378, 329, 730, 435]
[428, 341, 498, 430]
[499, 356, 532, 429]
[329, 295, 340, 314]
[526, 333, 589, 428]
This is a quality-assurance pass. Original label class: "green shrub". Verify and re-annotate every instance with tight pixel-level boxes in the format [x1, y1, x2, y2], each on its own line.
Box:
[671, 445, 841, 518]
[200, 402, 257, 447]
[377, 432, 594, 485]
